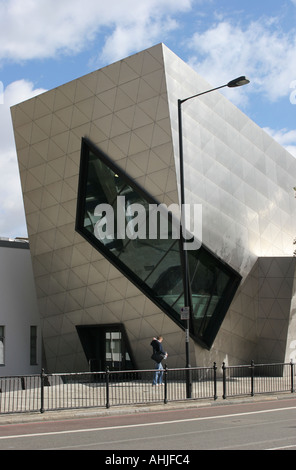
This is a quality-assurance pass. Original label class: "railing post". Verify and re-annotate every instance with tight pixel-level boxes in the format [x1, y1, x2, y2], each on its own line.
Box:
[291, 360, 294, 393]
[213, 362, 217, 400]
[222, 362, 226, 399]
[185, 366, 192, 399]
[105, 367, 110, 409]
[250, 360, 255, 396]
[21, 377, 26, 390]
[164, 364, 168, 404]
[40, 369, 45, 414]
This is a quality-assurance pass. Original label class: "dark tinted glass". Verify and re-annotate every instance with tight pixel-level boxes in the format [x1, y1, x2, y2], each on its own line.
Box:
[76, 138, 241, 348]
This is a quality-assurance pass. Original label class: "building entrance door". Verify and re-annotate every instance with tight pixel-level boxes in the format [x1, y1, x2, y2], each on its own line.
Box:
[105, 331, 122, 370]
[76, 324, 135, 371]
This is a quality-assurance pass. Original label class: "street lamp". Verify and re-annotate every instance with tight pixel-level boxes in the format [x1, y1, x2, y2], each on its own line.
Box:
[178, 76, 250, 398]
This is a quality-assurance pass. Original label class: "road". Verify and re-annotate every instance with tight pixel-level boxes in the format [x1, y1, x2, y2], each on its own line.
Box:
[1, 398, 296, 452]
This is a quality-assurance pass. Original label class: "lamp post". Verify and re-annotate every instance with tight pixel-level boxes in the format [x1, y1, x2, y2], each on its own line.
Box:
[178, 76, 250, 398]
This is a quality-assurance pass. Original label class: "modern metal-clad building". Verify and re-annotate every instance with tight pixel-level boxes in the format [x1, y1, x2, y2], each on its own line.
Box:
[11, 44, 296, 373]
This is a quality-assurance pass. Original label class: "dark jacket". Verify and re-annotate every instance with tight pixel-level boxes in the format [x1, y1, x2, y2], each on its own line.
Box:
[151, 339, 165, 355]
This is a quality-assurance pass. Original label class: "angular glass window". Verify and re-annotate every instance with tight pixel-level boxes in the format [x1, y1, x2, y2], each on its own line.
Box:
[76, 138, 241, 348]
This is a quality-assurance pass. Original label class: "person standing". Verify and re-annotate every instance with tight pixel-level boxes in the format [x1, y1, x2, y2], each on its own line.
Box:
[150, 335, 168, 385]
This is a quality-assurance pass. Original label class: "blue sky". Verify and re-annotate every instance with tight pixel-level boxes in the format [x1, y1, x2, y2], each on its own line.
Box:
[1, 0, 296, 238]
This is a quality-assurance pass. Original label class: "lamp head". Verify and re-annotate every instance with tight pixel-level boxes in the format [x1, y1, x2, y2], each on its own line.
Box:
[227, 76, 250, 88]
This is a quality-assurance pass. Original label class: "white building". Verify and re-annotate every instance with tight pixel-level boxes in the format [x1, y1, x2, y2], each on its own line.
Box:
[0, 238, 41, 376]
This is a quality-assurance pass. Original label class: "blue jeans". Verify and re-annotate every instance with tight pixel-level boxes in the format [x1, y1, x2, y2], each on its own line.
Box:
[153, 361, 163, 385]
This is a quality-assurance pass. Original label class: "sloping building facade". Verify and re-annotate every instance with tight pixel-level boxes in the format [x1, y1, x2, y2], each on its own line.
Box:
[11, 44, 296, 373]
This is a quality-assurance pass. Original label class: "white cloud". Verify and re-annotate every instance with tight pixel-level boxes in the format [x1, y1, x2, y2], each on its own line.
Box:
[0, 79, 46, 153]
[187, 18, 296, 104]
[0, 80, 46, 237]
[0, 0, 193, 63]
[100, 16, 179, 64]
[263, 127, 296, 158]
[0, 148, 27, 238]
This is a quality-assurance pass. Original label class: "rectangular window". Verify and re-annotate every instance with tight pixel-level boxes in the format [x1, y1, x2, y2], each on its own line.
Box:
[30, 326, 38, 365]
[0, 326, 4, 365]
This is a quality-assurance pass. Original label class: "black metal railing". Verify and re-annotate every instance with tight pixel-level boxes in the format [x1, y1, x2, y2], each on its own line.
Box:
[0, 361, 295, 415]
[222, 360, 295, 399]
[0, 374, 41, 414]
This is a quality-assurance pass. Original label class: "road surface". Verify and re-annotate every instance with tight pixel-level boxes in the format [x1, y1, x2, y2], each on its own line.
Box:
[1, 397, 296, 453]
